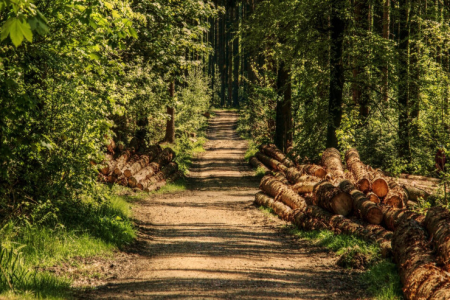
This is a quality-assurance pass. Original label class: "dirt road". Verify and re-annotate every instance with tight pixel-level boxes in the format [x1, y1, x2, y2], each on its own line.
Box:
[80, 110, 362, 299]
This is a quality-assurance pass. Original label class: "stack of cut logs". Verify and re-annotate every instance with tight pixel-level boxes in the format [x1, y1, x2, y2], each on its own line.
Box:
[250, 144, 450, 299]
[96, 144, 180, 192]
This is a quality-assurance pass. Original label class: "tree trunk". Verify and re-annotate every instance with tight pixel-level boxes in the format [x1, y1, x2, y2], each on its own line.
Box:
[345, 148, 371, 192]
[398, 0, 411, 160]
[339, 180, 383, 224]
[255, 151, 283, 171]
[113, 151, 133, 176]
[259, 144, 294, 167]
[425, 206, 450, 270]
[370, 169, 390, 198]
[382, 206, 425, 231]
[321, 148, 345, 180]
[313, 181, 353, 216]
[275, 61, 293, 153]
[384, 180, 408, 208]
[232, 3, 240, 107]
[326, 0, 346, 148]
[249, 156, 270, 172]
[382, 0, 390, 102]
[255, 192, 294, 221]
[392, 219, 450, 300]
[164, 81, 175, 143]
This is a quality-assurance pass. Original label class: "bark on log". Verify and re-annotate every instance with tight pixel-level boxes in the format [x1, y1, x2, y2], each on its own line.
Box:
[321, 148, 345, 180]
[145, 170, 182, 193]
[128, 165, 158, 188]
[339, 180, 383, 225]
[392, 219, 450, 300]
[260, 144, 295, 167]
[403, 184, 430, 201]
[425, 206, 450, 269]
[124, 146, 162, 178]
[274, 172, 290, 185]
[313, 181, 352, 216]
[344, 148, 371, 192]
[367, 192, 380, 204]
[255, 152, 282, 171]
[382, 206, 425, 231]
[292, 178, 321, 194]
[385, 181, 407, 208]
[100, 154, 114, 175]
[293, 205, 392, 255]
[293, 205, 332, 231]
[255, 192, 294, 221]
[259, 176, 307, 211]
[286, 167, 321, 185]
[113, 151, 133, 176]
[106, 139, 116, 154]
[398, 173, 441, 183]
[249, 156, 270, 172]
[140, 162, 178, 191]
[297, 164, 327, 178]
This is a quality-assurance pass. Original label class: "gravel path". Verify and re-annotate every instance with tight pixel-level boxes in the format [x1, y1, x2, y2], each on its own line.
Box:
[79, 110, 363, 299]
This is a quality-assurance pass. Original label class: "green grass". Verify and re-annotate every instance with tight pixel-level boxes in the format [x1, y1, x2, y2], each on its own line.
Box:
[0, 184, 137, 299]
[257, 206, 403, 299]
[151, 178, 189, 195]
[244, 139, 259, 162]
[360, 260, 403, 300]
[258, 206, 275, 216]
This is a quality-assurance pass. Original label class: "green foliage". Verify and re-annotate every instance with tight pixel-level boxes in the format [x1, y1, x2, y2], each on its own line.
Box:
[360, 260, 403, 300]
[243, 139, 259, 162]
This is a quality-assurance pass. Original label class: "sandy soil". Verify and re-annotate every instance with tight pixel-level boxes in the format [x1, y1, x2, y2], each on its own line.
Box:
[77, 110, 364, 299]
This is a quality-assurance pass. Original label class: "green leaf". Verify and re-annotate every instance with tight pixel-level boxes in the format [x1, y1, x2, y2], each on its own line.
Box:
[5, 18, 33, 46]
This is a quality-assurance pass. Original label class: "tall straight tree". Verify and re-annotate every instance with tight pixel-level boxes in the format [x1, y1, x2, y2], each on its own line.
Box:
[326, 0, 346, 148]
[398, 0, 411, 160]
[232, 2, 240, 107]
[219, 0, 226, 106]
[275, 60, 293, 152]
[382, 0, 390, 102]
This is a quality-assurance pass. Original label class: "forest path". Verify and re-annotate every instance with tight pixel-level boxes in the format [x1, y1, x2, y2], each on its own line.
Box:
[79, 110, 362, 299]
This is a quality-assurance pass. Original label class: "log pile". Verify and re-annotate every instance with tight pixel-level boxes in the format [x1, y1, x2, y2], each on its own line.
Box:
[97, 145, 179, 192]
[250, 144, 450, 299]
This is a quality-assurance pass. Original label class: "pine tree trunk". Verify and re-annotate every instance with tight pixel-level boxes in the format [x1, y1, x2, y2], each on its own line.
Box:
[326, 0, 346, 148]
[345, 148, 371, 192]
[232, 3, 240, 107]
[425, 206, 450, 270]
[321, 148, 345, 180]
[339, 180, 383, 224]
[382, 0, 390, 102]
[313, 181, 353, 216]
[398, 0, 411, 160]
[164, 81, 175, 143]
[275, 60, 293, 153]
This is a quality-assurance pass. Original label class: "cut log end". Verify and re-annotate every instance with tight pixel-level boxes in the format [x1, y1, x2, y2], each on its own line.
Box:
[367, 192, 380, 204]
[366, 206, 384, 225]
[330, 192, 353, 216]
[372, 178, 389, 198]
[384, 195, 403, 208]
[357, 178, 371, 193]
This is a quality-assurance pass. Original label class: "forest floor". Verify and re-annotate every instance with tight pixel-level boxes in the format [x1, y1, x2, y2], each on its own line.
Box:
[75, 110, 366, 299]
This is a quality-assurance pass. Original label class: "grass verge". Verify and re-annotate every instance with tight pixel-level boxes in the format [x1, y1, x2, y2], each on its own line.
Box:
[0, 184, 136, 299]
[258, 205, 403, 300]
